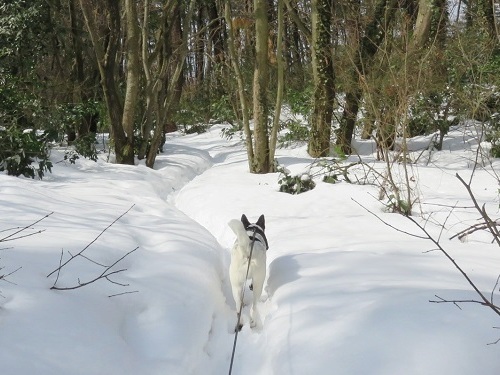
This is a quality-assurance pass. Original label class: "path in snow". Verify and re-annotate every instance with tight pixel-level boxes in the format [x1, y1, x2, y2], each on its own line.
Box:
[164, 128, 294, 374]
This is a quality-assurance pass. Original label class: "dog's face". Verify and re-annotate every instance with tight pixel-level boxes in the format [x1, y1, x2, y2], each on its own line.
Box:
[241, 214, 265, 231]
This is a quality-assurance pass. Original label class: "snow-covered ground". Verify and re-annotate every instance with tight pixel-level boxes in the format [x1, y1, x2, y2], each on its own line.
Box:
[1, 123, 499, 374]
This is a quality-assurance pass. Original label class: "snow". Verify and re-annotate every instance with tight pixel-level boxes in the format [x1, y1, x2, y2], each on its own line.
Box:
[1, 122, 500, 374]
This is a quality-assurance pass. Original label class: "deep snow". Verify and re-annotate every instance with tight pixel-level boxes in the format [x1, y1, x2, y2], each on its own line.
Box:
[1, 122, 499, 374]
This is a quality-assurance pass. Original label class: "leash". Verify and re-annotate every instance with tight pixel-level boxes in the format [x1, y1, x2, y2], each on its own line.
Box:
[228, 226, 257, 375]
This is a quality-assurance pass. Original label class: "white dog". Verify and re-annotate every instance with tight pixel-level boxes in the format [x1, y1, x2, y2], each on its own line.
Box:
[228, 214, 269, 330]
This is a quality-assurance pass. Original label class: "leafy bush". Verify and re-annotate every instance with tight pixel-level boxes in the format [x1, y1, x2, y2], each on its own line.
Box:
[176, 93, 236, 129]
[220, 123, 242, 140]
[183, 123, 209, 134]
[286, 87, 313, 118]
[277, 165, 316, 194]
[74, 133, 98, 161]
[64, 133, 98, 164]
[210, 94, 235, 124]
[278, 119, 310, 147]
[0, 126, 52, 179]
[408, 93, 451, 136]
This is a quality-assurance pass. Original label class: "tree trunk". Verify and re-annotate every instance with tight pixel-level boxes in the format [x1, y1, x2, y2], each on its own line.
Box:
[68, 0, 86, 140]
[269, 0, 284, 168]
[224, 0, 254, 171]
[335, 0, 397, 154]
[411, 0, 433, 49]
[121, 0, 140, 162]
[252, 0, 271, 173]
[308, 0, 335, 158]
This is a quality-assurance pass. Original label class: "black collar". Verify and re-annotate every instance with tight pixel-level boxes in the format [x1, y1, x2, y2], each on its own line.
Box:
[246, 224, 269, 250]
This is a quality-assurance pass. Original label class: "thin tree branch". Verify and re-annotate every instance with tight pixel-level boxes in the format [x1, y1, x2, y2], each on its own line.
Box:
[0, 213, 53, 242]
[351, 198, 428, 239]
[450, 220, 500, 241]
[47, 205, 135, 278]
[50, 247, 139, 291]
[456, 173, 500, 247]
[0, 266, 22, 284]
[405, 214, 500, 317]
[108, 290, 139, 298]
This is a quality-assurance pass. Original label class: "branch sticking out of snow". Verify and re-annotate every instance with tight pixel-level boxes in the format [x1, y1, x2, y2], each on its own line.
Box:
[50, 247, 139, 292]
[47, 205, 139, 295]
[0, 212, 53, 243]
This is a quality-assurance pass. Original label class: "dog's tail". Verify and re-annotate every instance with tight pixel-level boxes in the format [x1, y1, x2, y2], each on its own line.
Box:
[228, 219, 251, 251]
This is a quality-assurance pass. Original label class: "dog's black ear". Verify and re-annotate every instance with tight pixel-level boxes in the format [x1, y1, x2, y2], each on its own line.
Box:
[256, 214, 265, 230]
[241, 214, 251, 229]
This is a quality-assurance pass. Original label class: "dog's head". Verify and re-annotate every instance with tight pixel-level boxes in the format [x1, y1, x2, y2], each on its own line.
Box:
[241, 214, 268, 250]
[241, 214, 265, 232]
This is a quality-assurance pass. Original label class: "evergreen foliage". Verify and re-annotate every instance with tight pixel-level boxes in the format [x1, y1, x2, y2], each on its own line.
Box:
[277, 165, 316, 194]
[0, 126, 52, 179]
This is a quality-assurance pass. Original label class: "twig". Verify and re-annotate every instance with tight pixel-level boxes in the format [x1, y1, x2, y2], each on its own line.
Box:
[430, 295, 491, 308]
[455, 173, 500, 247]
[450, 220, 500, 241]
[354, 199, 500, 318]
[51, 246, 139, 291]
[0, 213, 53, 242]
[492, 274, 500, 308]
[0, 266, 22, 284]
[405, 214, 500, 317]
[47, 205, 135, 278]
[351, 198, 428, 239]
[52, 249, 64, 287]
[108, 290, 139, 298]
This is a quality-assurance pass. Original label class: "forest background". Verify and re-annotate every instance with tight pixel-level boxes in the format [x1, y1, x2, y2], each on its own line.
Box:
[0, 0, 499, 179]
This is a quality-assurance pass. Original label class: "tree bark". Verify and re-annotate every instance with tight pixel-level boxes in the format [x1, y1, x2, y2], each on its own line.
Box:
[121, 0, 141, 162]
[224, 0, 254, 171]
[269, 0, 284, 168]
[252, 0, 271, 173]
[308, 0, 335, 158]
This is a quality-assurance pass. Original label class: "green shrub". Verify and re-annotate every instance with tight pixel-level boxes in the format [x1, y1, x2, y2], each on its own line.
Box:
[286, 87, 313, 118]
[486, 112, 500, 157]
[278, 119, 310, 147]
[0, 126, 52, 179]
[64, 133, 98, 163]
[277, 165, 316, 194]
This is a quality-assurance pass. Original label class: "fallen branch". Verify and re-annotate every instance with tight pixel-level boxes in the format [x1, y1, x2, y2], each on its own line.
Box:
[450, 220, 500, 241]
[0, 212, 53, 243]
[0, 266, 22, 284]
[50, 246, 139, 291]
[405, 214, 500, 317]
[47, 205, 135, 278]
[353, 199, 500, 319]
[47, 205, 139, 295]
[1, 213, 51, 297]
[430, 294, 495, 309]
